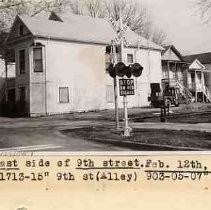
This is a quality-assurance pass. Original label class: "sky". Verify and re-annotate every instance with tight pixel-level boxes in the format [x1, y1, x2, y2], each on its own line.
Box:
[141, 0, 211, 55]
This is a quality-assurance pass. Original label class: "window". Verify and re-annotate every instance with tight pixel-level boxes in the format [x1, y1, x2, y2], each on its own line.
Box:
[19, 25, 24, 36]
[33, 47, 43, 72]
[177, 70, 183, 80]
[172, 71, 176, 79]
[19, 49, 25, 74]
[163, 69, 168, 78]
[198, 72, 202, 81]
[19, 87, 26, 101]
[127, 54, 134, 63]
[59, 87, 69, 103]
[106, 46, 112, 54]
[191, 72, 195, 83]
[106, 85, 114, 103]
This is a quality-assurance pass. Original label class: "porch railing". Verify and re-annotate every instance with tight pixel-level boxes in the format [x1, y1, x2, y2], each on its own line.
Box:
[176, 80, 194, 102]
[7, 77, 15, 88]
[203, 86, 211, 102]
[162, 78, 194, 103]
[188, 83, 196, 91]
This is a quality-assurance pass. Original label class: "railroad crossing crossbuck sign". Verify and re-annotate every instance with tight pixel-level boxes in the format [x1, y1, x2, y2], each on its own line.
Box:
[119, 79, 135, 96]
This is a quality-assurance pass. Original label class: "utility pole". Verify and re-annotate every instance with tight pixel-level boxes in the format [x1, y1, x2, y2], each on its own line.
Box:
[111, 41, 120, 129]
[4, 59, 8, 101]
[119, 9, 131, 137]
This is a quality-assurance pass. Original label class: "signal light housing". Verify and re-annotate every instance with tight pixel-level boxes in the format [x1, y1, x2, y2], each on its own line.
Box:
[131, 63, 143, 77]
[115, 62, 126, 77]
[107, 62, 143, 78]
[108, 63, 116, 78]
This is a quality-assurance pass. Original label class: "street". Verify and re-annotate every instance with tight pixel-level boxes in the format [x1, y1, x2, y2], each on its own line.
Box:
[0, 117, 132, 151]
[0, 104, 210, 152]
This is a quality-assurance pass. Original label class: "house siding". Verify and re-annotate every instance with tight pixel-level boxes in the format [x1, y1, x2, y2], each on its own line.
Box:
[162, 48, 181, 61]
[27, 39, 162, 115]
[204, 64, 211, 94]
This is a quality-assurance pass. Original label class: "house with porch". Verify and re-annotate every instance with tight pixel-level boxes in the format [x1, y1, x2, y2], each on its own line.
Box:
[183, 53, 211, 102]
[3, 11, 163, 117]
[161, 45, 193, 103]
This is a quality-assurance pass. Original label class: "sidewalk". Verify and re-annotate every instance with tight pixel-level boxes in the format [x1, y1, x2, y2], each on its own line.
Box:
[130, 122, 211, 133]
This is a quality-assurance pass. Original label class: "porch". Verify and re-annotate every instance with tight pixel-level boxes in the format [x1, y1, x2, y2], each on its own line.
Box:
[187, 69, 211, 103]
[161, 60, 193, 103]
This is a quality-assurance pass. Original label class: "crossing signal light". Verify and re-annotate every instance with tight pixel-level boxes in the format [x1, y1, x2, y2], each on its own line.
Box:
[125, 66, 132, 78]
[108, 63, 116, 78]
[108, 62, 143, 78]
[115, 62, 126, 77]
[131, 63, 143, 77]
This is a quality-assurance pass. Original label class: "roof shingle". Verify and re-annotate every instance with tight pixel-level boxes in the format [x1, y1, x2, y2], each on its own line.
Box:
[183, 52, 211, 64]
[16, 13, 163, 51]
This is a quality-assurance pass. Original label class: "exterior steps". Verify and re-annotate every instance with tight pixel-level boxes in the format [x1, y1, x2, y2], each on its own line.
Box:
[176, 80, 194, 103]
[203, 86, 211, 102]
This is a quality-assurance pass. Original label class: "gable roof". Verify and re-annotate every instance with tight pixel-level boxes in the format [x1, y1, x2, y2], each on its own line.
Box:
[189, 59, 205, 70]
[161, 45, 184, 61]
[183, 52, 211, 64]
[7, 12, 163, 51]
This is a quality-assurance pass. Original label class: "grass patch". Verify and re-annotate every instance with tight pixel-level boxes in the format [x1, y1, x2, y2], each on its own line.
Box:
[62, 126, 211, 150]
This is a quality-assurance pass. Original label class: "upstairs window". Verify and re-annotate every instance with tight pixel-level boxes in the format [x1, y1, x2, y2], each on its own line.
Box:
[191, 72, 195, 83]
[127, 54, 134, 64]
[33, 47, 43, 72]
[19, 49, 25, 74]
[19, 25, 24, 36]
[59, 87, 69, 103]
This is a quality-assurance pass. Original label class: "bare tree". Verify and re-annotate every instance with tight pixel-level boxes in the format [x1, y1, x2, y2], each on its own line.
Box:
[85, 0, 105, 18]
[0, 0, 167, 45]
[0, 0, 66, 64]
[68, 0, 84, 15]
[104, 0, 148, 31]
[0, 0, 65, 29]
[66, 0, 166, 45]
[195, 0, 211, 22]
[151, 28, 167, 45]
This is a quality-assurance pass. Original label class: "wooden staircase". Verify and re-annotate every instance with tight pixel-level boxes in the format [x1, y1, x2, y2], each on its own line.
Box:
[176, 80, 194, 103]
[203, 86, 211, 102]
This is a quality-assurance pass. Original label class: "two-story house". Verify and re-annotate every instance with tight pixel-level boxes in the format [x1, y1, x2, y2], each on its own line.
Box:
[4, 11, 163, 116]
[161, 45, 193, 103]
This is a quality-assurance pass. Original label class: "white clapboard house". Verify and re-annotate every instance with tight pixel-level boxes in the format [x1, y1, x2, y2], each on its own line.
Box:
[4, 11, 163, 116]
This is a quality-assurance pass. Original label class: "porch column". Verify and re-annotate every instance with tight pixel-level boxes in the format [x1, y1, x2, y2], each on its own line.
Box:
[167, 61, 170, 84]
[4, 60, 8, 101]
[195, 70, 197, 102]
[175, 62, 177, 81]
[202, 70, 205, 102]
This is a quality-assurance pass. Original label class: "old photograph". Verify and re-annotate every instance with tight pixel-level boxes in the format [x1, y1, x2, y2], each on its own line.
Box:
[0, 0, 211, 152]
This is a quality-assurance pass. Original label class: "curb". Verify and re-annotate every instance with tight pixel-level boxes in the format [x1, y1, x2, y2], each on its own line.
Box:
[87, 137, 205, 151]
